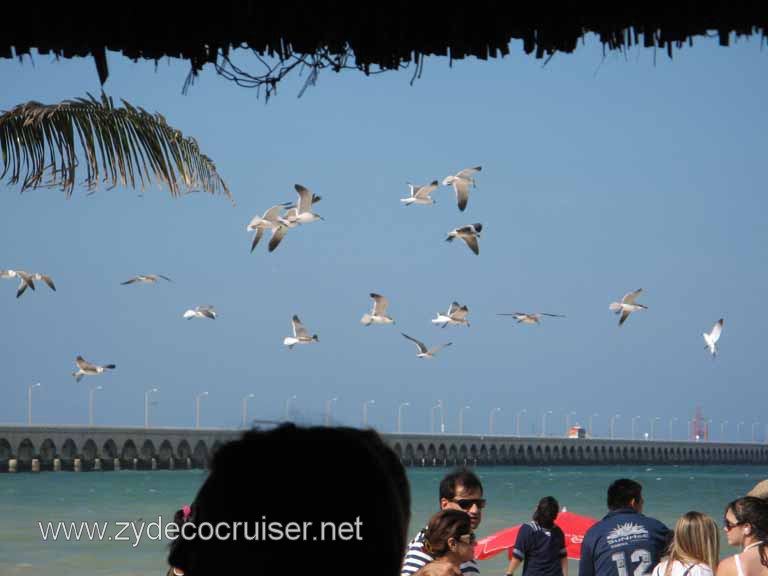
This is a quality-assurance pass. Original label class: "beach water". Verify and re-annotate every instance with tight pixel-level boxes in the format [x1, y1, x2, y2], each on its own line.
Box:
[1, 465, 766, 576]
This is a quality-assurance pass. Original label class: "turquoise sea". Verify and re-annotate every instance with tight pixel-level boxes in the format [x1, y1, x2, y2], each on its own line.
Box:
[1, 465, 766, 576]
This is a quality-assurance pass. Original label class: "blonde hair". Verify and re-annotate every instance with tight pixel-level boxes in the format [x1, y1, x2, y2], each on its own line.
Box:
[664, 511, 720, 576]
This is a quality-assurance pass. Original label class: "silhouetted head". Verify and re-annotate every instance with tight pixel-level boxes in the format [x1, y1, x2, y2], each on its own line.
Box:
[168, 424, 410, 576]
[607, 478, 643, 511]
[533, 496, 560, 528]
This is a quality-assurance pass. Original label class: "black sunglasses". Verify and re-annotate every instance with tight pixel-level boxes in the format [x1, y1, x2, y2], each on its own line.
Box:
[723, 518, 744, 530]
[452, 498, 487, 510]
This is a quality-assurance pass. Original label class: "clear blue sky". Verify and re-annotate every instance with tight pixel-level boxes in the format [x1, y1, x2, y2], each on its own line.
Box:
[1, 36, 766, 440]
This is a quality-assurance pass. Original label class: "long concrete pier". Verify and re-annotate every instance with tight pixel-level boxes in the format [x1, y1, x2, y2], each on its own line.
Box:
[1, 425, 766, 472]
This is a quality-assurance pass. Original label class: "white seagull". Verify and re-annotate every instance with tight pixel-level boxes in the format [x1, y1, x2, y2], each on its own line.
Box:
[432, 302, 470, 328]
[400, 180, 439, 206]
[183, 305, 217, 320]
[72, 355, 116, 382]
[497, 312, 566, 325]
[247, 202, 292, 252]
[121, 274, 173, 285]
[609, 288, 647, 326]
[361, 293, 395, 326]
[284, 315, 319, 349]
[280, 184, 323, 226]
[442, 166, 482, 211]
[703, 318, 724, 357]
[401, 333, 452, 359]
[446, 223, 482, 256]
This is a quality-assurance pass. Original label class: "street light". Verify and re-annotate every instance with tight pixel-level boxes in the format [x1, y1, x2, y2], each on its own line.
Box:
[458, 405, 470, 435]
[438, 400, 445, 433]
[489, 407, 502, 434]
[720, 420, 728, 442]
[145, 387, 159, 428]
[27, 382, 41, 425]
[565, 411, 576, 435]
[667, 417, 678, 441]
[631, 416, 641, 440]
[397, 402, 410, 433]
[284, 394, 297, 422]
[588, 413, 598, 438]
[430, 400, 444, 433]
[609, 414, 621, 439]
[362, 399, 375, 428]
[752, 422, 761, 443]
[324, 397, 337, 426]
[241, 393, 255, 428]
[650, 417, 660, 440]
[195, 391, 208, 429]
[737, 421, 745, 441]
[516, 409, 527, 436]
[541, 410, 553, 438]
[89, 385, 103, 427]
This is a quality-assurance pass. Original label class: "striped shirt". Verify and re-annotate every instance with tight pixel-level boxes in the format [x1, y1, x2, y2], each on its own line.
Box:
[401, 528, 481, 576]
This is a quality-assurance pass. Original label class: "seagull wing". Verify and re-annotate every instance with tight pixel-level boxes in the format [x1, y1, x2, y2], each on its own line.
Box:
[16, 279, 32, 298]
[76, 356, 97, 371]
[268, 226, 288, 252]
[121, 277, 139, 285]
[456, 166, 481, 179]
[622, 288, 643, 304]
[462, 234, 480, 255]
[250, 228, 265, 252]
[401, 333, 428, 354]
[263, 202, 291, 222]
[414, 181, 438, 199]
[452, 305, 469, 320]
[37, 274, 56, 290]
[429, 342, 453, 355]
[619, 309, 631, 326]
[294, 184, 313, 213]
[292, 315, 309, 338]
[448, 301, 460, 315]
[540, 313, 566, 318]
[452, 178, 471, 211]
[370, 293, 389, 315]
[709, 319, 724, 343]
[157, 274, 173, 283]
[200, 308, 216, 320]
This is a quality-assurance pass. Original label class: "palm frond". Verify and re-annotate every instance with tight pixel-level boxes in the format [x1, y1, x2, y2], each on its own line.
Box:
[0, 92, 232, 200]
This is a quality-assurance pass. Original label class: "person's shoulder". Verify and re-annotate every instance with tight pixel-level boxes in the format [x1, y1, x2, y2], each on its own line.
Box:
[690, 563, 714, 576]
[459, 559, 480, 574]
[715, 556, 737, 576]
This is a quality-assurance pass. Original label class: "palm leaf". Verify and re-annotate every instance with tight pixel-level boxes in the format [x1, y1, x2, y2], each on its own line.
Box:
[0, 92, 231, 199]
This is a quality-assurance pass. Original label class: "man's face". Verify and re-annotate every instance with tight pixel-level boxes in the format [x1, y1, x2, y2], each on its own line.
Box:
[441, 483, 484, 530]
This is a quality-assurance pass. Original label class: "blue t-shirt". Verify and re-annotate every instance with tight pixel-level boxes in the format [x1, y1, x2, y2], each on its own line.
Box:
[578, 508, 671, 576]
[512, 521, 567, 576]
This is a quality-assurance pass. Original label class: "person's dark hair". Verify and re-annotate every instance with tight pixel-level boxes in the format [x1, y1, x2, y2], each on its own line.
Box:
[725, 496, 768, 567]
[424, 509, 472, 558]
[439, 468, 483, 501]
[168, 424, 410, 576]
[607, 479, 643, 510]
[533, 496, 560, 528]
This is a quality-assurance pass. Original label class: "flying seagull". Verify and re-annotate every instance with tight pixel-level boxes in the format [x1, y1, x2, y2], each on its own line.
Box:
[183, 305, 217, 320]
[1, 269, 36, 298]
[72, 355, 116, 382]
[609, 288, 647, 326]
[446, 223, 482, 255]
[121, 274, 173, 285]
[361, 293, 395, 326]
[442, 166, 482, 211]
[703, 318, 724, 357]
[247, 202, 292, 252]
[281, 184, 323, 226]
[432, 302, 470, 328]
[400, 180, 439, 206]
[284, 315, 319, 349]
[401, 333, 452, 359]
[497, 312, 566, 325]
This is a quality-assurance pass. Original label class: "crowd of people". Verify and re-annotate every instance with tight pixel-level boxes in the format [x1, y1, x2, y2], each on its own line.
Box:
[162, 425, 768, 576]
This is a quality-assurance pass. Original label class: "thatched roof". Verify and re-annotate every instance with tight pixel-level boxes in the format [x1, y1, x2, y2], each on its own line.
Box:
[4, 2, 767, 87]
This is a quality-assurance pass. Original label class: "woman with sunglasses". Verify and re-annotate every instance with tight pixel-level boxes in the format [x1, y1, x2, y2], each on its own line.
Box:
[651, 511, 719, 576]
[505, 496, 568, 576]
[717, 496, 768, 576]
[423, 509, 477, 576]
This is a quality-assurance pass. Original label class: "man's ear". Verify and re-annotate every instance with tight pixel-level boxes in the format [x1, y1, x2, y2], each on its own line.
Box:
[440, 498, 449, 510]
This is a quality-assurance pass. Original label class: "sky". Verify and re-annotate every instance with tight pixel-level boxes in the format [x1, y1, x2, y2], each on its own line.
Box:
[1, 36, 766, 441]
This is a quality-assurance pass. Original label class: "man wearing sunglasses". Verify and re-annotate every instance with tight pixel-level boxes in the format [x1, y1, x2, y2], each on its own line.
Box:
[579, 479, 671, 576]
[401, 468, 485, 576]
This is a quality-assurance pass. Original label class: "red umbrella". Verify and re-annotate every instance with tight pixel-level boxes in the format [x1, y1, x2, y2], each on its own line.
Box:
[474, 510, 597, 561]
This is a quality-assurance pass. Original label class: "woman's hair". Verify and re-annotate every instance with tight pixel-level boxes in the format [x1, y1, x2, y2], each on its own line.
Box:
[424, 509, 472, 558]
[724, 497, 768, 568]
[663, 511, 720, 576]
[533, 496, 560, 529]
[168, 424, 410, 576]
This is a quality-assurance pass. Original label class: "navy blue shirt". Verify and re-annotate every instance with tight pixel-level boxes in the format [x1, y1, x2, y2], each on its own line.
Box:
[578, 508, 671, 576]
[513, 521, 567, 576]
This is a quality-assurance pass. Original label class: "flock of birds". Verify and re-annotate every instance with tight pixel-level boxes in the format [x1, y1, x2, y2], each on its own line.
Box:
[2, 165, 727, 386]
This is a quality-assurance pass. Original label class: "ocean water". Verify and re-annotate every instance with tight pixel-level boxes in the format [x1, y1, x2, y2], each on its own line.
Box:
[1, 465, 766, 576]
